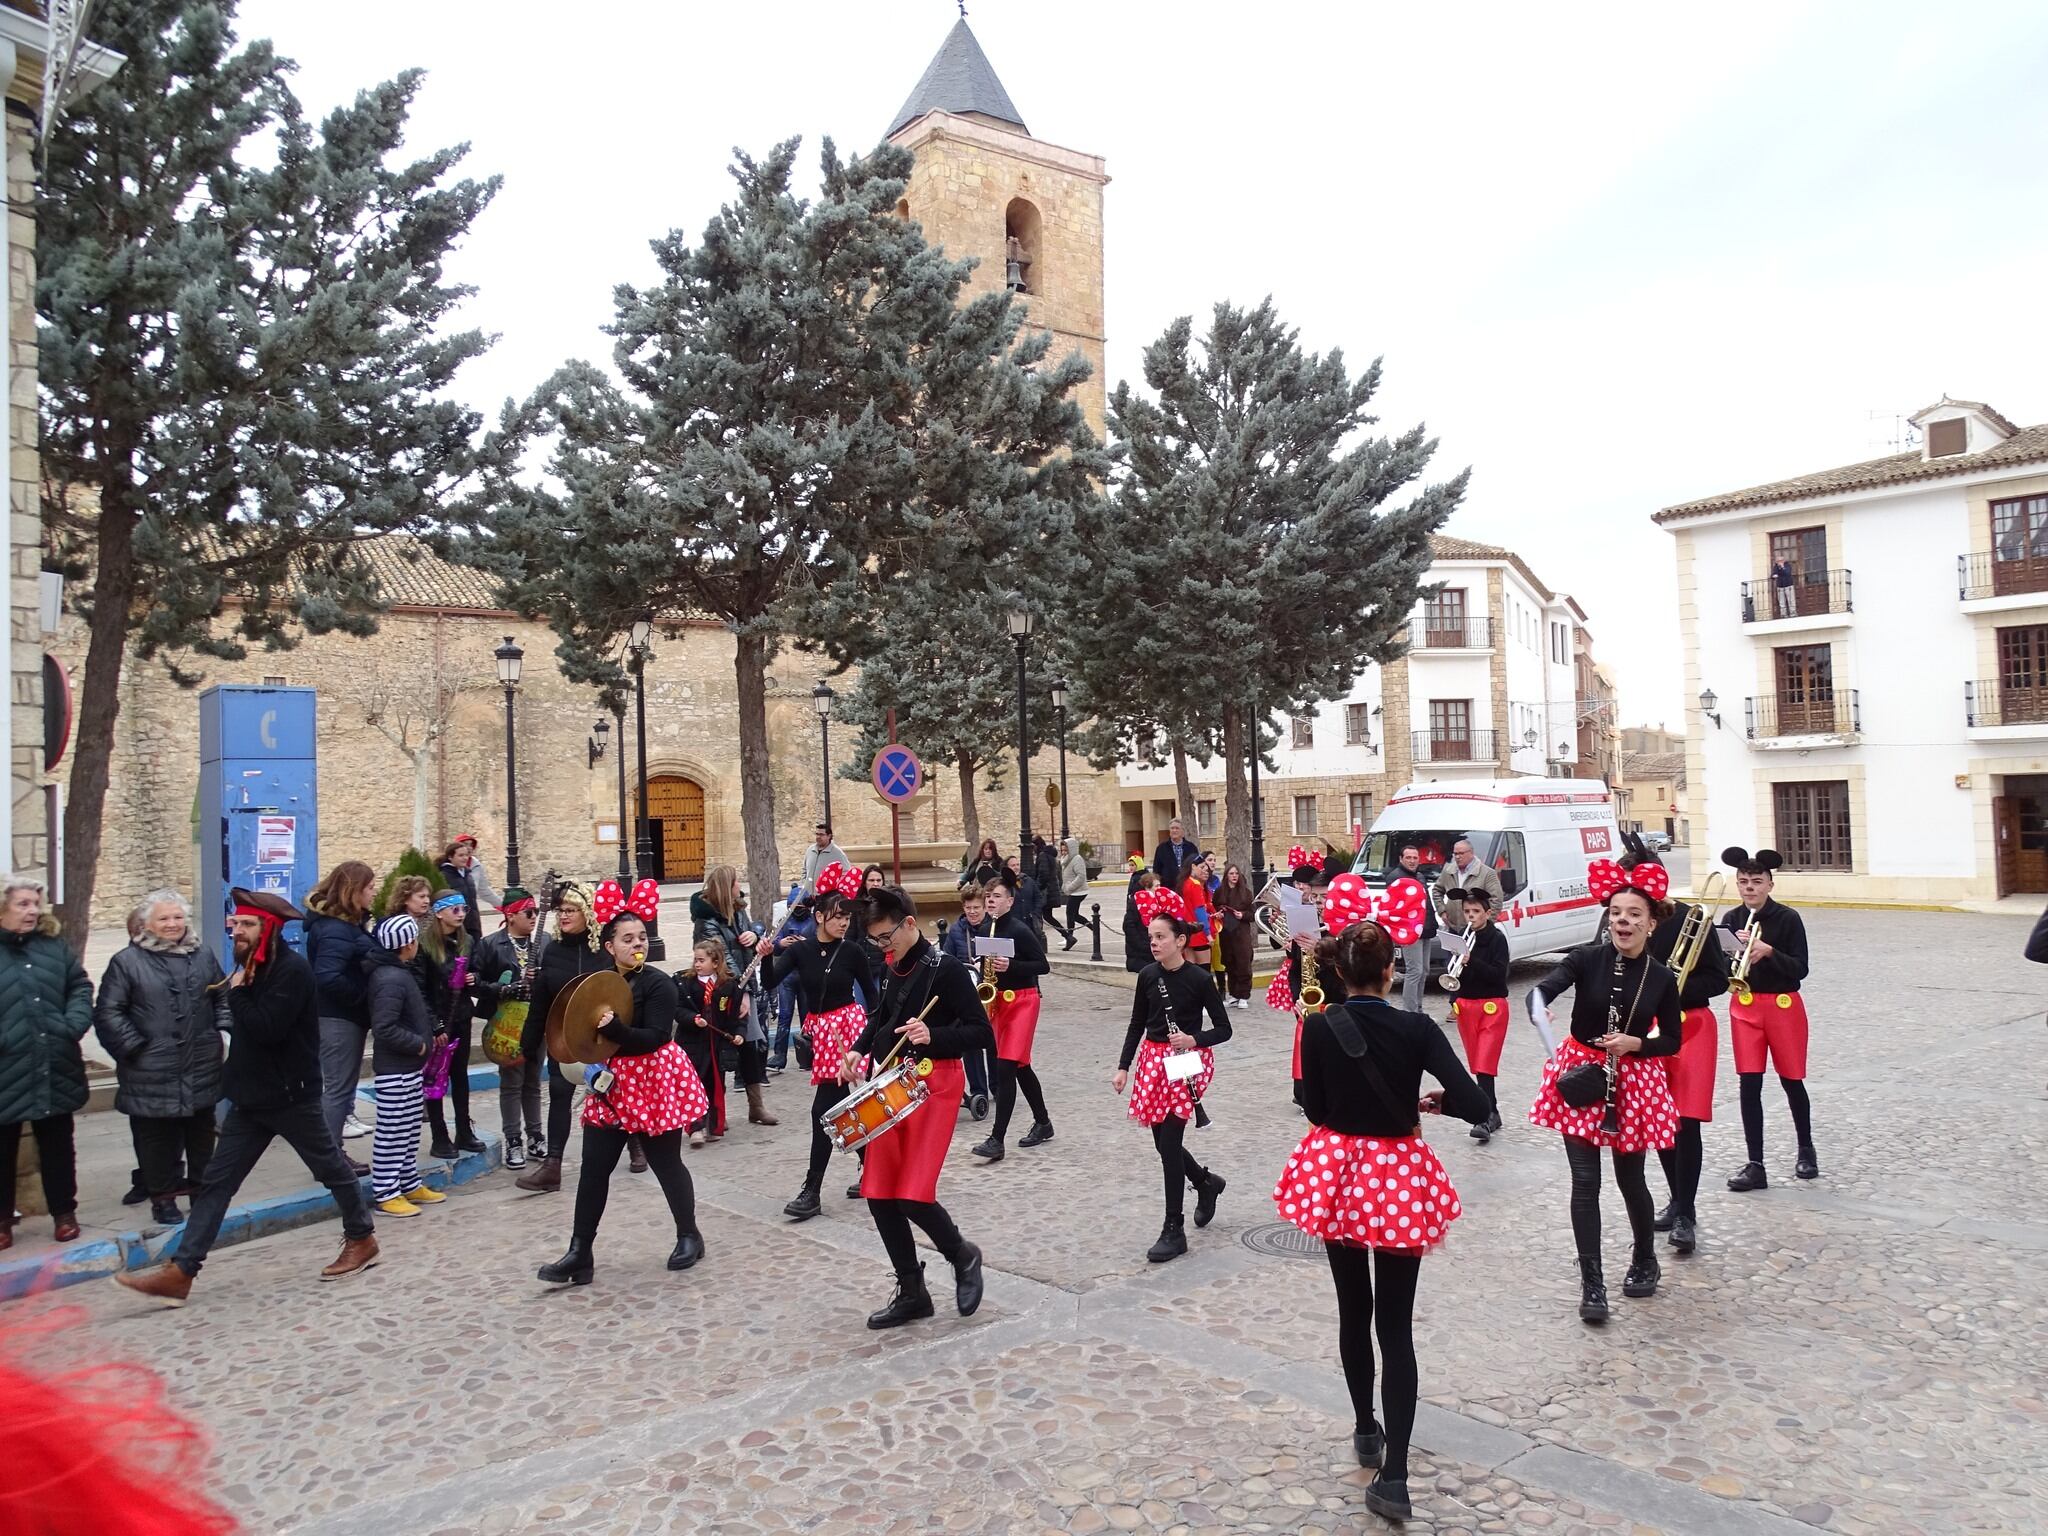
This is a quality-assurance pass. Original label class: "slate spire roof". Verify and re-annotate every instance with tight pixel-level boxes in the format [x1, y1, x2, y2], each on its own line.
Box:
[887, 18, 1028, 138]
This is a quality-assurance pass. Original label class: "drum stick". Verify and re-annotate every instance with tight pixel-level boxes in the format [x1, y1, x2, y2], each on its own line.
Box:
[868, 996, 941, 1078]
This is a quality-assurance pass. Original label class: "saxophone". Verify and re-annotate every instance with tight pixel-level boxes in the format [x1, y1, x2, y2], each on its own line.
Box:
[977, 918, 999, 1007]
[1297, 941, 1325, 1014]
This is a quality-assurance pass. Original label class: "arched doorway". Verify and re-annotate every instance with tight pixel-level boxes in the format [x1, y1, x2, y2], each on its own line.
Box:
[635, 775, 706, 882]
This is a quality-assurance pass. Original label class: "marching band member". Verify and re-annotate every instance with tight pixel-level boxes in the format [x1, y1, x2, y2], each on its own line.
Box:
[1116, 887, 1231, 1263]
[1527, 860, 1682, 1323]
[1625, 849, 1729, 1255]
[781, 867, 874, 1221]
[1264, 847, 1327, 1017]
[537, 887, 709, 1285]
[970, 871, 1054, 1163]
[844, 886, 993, 1329]
[1719, 847, 1818, 1191]
[1274, 918, 1490, 1524]
[514, 882, 611, 1194]
[1445, 889, 1511, 1143]
[681, 938, 744, 1147]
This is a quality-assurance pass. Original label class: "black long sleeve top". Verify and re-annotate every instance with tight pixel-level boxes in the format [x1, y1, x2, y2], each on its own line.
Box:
[1300, 996, 1490, 1135]
[222, 948, 325, 1110]
[850, 937, 994, 1064]
[1720, 899, 1808, 994]
[1454, 924, 1510, 999]
[787, 935, 872, 1016]
[991, 912, 1048, 992]
[519, 937, 609, 1061]
[1120, 961, 1233, 1070]
[1531, 943, 1682, 1056]
[597, 964, 679, 1058]
[1645, 901, 1731, 1010]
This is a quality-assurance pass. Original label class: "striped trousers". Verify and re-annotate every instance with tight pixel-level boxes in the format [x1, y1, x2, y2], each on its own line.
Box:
[371, 1071, 425, 1201]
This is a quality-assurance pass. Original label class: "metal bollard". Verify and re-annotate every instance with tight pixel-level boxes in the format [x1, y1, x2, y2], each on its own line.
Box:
[1089, 901, 1103, 962]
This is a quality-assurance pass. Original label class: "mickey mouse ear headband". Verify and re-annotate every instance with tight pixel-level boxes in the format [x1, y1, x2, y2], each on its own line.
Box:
[1444, 887, 1493, 910]
[1721, 846, 1784, 876]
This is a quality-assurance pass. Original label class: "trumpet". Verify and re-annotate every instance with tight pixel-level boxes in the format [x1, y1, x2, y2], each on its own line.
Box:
[1731, 911, 1762, 1004]
[1439, 928, 1477, 992]
[1297, 942, 1325, 1013]
[1668, 871, 1727, 995]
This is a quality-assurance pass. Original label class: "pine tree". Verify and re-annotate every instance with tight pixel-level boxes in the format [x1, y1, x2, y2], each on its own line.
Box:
[372, 847, 447, 919]
[1065, 299, 1467, 873]
[39, 0, 498, 941]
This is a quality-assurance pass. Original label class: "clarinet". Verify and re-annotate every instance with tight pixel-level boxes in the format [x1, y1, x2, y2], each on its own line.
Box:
[1155, 970, 1203, 1103]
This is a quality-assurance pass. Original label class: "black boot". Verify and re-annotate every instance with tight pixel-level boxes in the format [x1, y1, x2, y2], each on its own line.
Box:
[783, 1183, 822, 1221]
[455, 1123, 487, 1155]
[122, 1171, 150, 1207]
[1623, 1253, 1661, 1298]
[538, 1236, 594, 1286]
[846, 1179, 864, 1200]
[1146, 1216, 1188, 1264]
[1362, 1475, 1412, 1521]
[1019, 1120, 1055, 1148]
[1652, 1201, 1675, 1231]
[1727, 1161, 1768, 1192]
[426, 1102, 457, 1161]
[149, 1198, 183, 1226]
[1578, 1256, 1609, 1324]
[1795, 1143, 1819, 1180]
[866, 1264, 935, 1330]
[667, 1230, 705, 1271]
[1670, 1216, 1697, 1254]
[1193, 1171, 1226, 1229]
[971, 1136, 1005, 1162]
[951, 1241, 984, 1317]
[1352, 1423, 1385, 1467]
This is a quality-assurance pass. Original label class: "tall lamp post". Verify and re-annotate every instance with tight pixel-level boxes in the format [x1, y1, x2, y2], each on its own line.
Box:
[494, 635, 524, 886]
[812, 680, 836, 828]
[1249, 692, 1267, 894]
[610, 702, 631, 883]
[628, 616, 664, 960]
[1050, 676, 1071, 841]
[1007, 607, 1035, 877]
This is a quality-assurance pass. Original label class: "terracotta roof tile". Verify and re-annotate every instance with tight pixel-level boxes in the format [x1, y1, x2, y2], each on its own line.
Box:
[351, 535, 504, 611]
[1428, 533, 1557, 602]
[1622, 750, 1686, 786]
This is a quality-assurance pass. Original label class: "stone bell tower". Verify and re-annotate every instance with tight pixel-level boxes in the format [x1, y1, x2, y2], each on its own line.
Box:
[886, 19, 1109, 439]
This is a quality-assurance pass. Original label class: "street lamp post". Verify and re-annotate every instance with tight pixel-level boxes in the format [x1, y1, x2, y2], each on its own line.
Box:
[494, 635, 524, 887]
[611, 701, 631, 883]
[1249, 693, 1267, 894]
[1050, 676, 1070, 841]
[812, 680, 836, 828]
[628, 616, 664, 960]
[1007, 607, 1035, 878]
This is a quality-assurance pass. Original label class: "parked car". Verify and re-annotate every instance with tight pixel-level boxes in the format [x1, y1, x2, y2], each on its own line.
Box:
[1643, 831, 1673, 852]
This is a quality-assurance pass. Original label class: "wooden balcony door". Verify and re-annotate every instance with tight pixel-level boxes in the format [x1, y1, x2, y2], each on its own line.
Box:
[1769, 527, 1829, 617]
[1991, 494, 2048, 596]
[1998, 625, 2048, 723]
[1774, 644, 1835, 734]
[1429, 698, 1472, 759]
[1995, 776, 2048, 894]
[1424, 589, 1468, 648]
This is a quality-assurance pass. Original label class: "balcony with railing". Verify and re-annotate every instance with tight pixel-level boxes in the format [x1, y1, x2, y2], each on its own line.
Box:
[1410, 729, 1497, 764]
[1965, 678, 2048, 729]
[1412, 616, 1494, 650]
[1959, 550, 2048, 601]
[1745, 692, 1860, 742]
[1740, 569, 1852, 623]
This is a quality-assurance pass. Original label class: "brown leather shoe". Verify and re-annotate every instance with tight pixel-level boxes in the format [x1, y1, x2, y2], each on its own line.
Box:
[627, 1142, 648, 1174]
[515, 1156, 561, 1193]
[746, 1083, 779, 1126]
[52, 1214, 82, 1243]
[114, 1263, 194, 1308]
[321, 1234, 380, 1281]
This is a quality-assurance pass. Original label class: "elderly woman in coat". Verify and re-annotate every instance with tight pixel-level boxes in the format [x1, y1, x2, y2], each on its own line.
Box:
[0, 875, 94, 1249]
[94, 890, 231, 1226]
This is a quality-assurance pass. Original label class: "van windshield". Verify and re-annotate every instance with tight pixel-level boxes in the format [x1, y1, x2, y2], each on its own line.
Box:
[1356, 830, 1501, 883]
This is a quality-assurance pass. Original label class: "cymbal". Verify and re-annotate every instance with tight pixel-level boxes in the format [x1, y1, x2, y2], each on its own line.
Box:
[545, 973, 600, 1070]
[559, 970, 632, 1067]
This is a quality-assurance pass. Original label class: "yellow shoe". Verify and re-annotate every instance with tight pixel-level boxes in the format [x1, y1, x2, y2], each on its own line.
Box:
[405, 1185, 447, 1205]
[376, 1196, 421, 1218]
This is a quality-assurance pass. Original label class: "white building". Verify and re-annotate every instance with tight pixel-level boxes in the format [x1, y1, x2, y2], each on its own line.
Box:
[1659, 396, 2048, 902]
[1115, 535, 1601, 858]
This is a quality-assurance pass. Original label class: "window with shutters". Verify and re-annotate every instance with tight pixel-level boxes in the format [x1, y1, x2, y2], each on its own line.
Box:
[1347, 792, 1372, 834]
[1997, 625, 2048, 723]
[1291, 715, 1314, 750]
[1773, 781, 1852, 870]
[1196, 800, 1217, 838]
[1926, 418, 1967, 457]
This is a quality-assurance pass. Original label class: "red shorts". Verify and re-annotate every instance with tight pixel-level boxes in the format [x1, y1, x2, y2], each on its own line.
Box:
[857, 1057, 964, 1204]
[1453, 996, 1509, 1076]
[992, 988, 1041, 1065]
[1662, 1007, 1717, 1120]
[1730, 992, 1809, 1079]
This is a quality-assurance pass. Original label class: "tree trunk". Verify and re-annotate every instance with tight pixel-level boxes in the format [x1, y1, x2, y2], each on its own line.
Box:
[1221, 702, 1251, 875]
[733, 629, 782, 902]
[60, 487, 141, 948]
[1172, 741, 1196, 837]
[955, 748, 980, 851]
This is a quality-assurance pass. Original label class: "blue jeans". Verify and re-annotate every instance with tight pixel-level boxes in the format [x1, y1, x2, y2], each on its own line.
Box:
[769, 977, 799, 1063]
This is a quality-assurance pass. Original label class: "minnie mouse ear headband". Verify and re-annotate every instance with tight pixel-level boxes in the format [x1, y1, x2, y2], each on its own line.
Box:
[814, 861, 865, 900]
[1133, 886, 1189, 926]
[1320, 874, 1428, 946]
[1722, 846, 1784, 876]
[1286, 845, 1326, 875]
[1588, 858, 1669, 903]
[593, 879, 661, 924]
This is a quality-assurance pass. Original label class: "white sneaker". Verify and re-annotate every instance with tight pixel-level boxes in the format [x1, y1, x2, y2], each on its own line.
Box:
[504, 1143, 527, 1169]
[342, 1114, 371, 1140]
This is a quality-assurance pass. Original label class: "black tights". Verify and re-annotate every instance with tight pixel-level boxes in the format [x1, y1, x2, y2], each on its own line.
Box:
[1562, 1137, 1655, 1263]
[572, 1125, 696, 1245]
[806, 1082, 840, 1189]
[870, 1197, 966, 1279]
[547, 1060, 576, 1156]
[1477, 1073, 1498, 1112]
[1150, 1116, 1212, 1222]
[1325, 1242, 1421, 1481]
[990, 1059, 1049, 1142]
[1738, 1072, 1813, 1162]
[1655, 1118, 1705, 1221]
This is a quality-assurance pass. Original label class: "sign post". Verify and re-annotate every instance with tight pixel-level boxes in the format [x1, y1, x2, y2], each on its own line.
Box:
[871, 724, 924, 887]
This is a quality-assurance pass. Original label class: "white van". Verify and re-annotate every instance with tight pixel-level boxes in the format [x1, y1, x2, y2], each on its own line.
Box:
[1351, 778, 1620, 968]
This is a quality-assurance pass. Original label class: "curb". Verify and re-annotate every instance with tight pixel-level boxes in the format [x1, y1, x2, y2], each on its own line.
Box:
[0, 1135, 504, 1303]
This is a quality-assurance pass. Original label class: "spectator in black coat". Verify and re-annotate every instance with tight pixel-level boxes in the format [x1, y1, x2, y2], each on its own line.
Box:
[1153, 819, 1200, 891]
[1124, 867, 1159, 974]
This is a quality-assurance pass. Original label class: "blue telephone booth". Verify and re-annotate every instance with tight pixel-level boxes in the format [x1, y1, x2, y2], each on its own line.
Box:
[199, 686, 319, 968]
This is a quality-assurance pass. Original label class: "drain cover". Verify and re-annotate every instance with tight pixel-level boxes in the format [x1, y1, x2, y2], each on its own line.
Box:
[1240, 1222, 1323, 1260]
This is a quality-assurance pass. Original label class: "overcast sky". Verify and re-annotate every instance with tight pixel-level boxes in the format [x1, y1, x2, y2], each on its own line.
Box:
[236, 0, 2048, 727]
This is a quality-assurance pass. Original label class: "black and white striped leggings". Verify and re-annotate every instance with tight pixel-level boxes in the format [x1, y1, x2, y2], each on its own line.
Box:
[372, 1071, 425, 1200]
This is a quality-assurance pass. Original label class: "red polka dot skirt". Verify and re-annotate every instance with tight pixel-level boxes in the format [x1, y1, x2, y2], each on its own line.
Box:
[1528, 1036, 1679, 1153]
[1272, 1129, 1462, 1253]
[802, 1002, 870, 1087]
[1265, 968, 1295, 1013]
[1125, 1037, 1215, 1127]
[581, 1042, 707, 1137]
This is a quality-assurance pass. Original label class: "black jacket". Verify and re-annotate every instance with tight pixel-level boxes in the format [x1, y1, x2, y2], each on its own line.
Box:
[1646, 900, 1731, 1011]
[992, 911, 1048, 994]
[599, 965, 679, 1057]
[1453, 923, 1510, 999]
[1721, 899, 1808, 994]
[1153, 838, 1199, 891]
[365, 948, 434, 1074]
[521, 935, 610, 1062]
[1300, 996, 1489, 1136]
[1121, 961, 1232, 1070]
[93, 939, 230, 1119]
[305, 912, 375, 1027]
[438, 860, 485, 940]
[471, 928, 545, 1018]
[851, 937, 993, 1065]
[1122, 873, 1151, 973]
[221, 946, 325, 1111]
[1531, 943, 1682, 1055]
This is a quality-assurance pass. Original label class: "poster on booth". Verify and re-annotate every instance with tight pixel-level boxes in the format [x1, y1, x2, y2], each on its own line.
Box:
[256, 815, 296, 866]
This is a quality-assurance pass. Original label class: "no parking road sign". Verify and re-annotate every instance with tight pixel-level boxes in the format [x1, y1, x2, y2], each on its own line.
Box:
[871, 744, 924, 804]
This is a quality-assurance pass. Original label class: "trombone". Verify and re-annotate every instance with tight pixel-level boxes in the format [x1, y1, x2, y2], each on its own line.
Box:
[1668, 871, 1727, 995]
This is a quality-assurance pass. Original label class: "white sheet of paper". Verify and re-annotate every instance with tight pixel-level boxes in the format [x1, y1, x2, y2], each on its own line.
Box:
[972, 936, 1017, 958]
[1287, 906, 1322, 940]
[1162, 1050, 1205, 1082]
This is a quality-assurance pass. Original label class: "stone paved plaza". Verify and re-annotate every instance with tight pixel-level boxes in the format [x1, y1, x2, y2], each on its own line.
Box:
[23, 907, 2048, 1534]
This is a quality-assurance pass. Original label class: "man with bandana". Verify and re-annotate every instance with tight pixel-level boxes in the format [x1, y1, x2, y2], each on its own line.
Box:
[115, 889, 380, 1306]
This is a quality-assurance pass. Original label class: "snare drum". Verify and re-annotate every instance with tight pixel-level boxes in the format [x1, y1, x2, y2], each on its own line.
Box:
[821, 1058, 932, 1152]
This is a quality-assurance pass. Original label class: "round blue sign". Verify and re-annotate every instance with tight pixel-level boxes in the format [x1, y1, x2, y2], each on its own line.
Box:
[871, 745, 923, 803]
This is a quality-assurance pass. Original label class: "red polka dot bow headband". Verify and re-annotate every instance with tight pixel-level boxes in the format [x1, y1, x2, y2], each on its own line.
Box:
[1133, 886, 1189, 925]
[1319, 874, 1429, 946]
[813, 861, 864, 900]
[1286, 846, 1325, 874]
[1586, 859, 1668, 903]
[593, 878, 661, 924]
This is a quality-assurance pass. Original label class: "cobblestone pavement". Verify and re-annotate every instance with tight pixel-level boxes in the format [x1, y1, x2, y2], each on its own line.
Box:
[25, 907, 2047, 1534]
